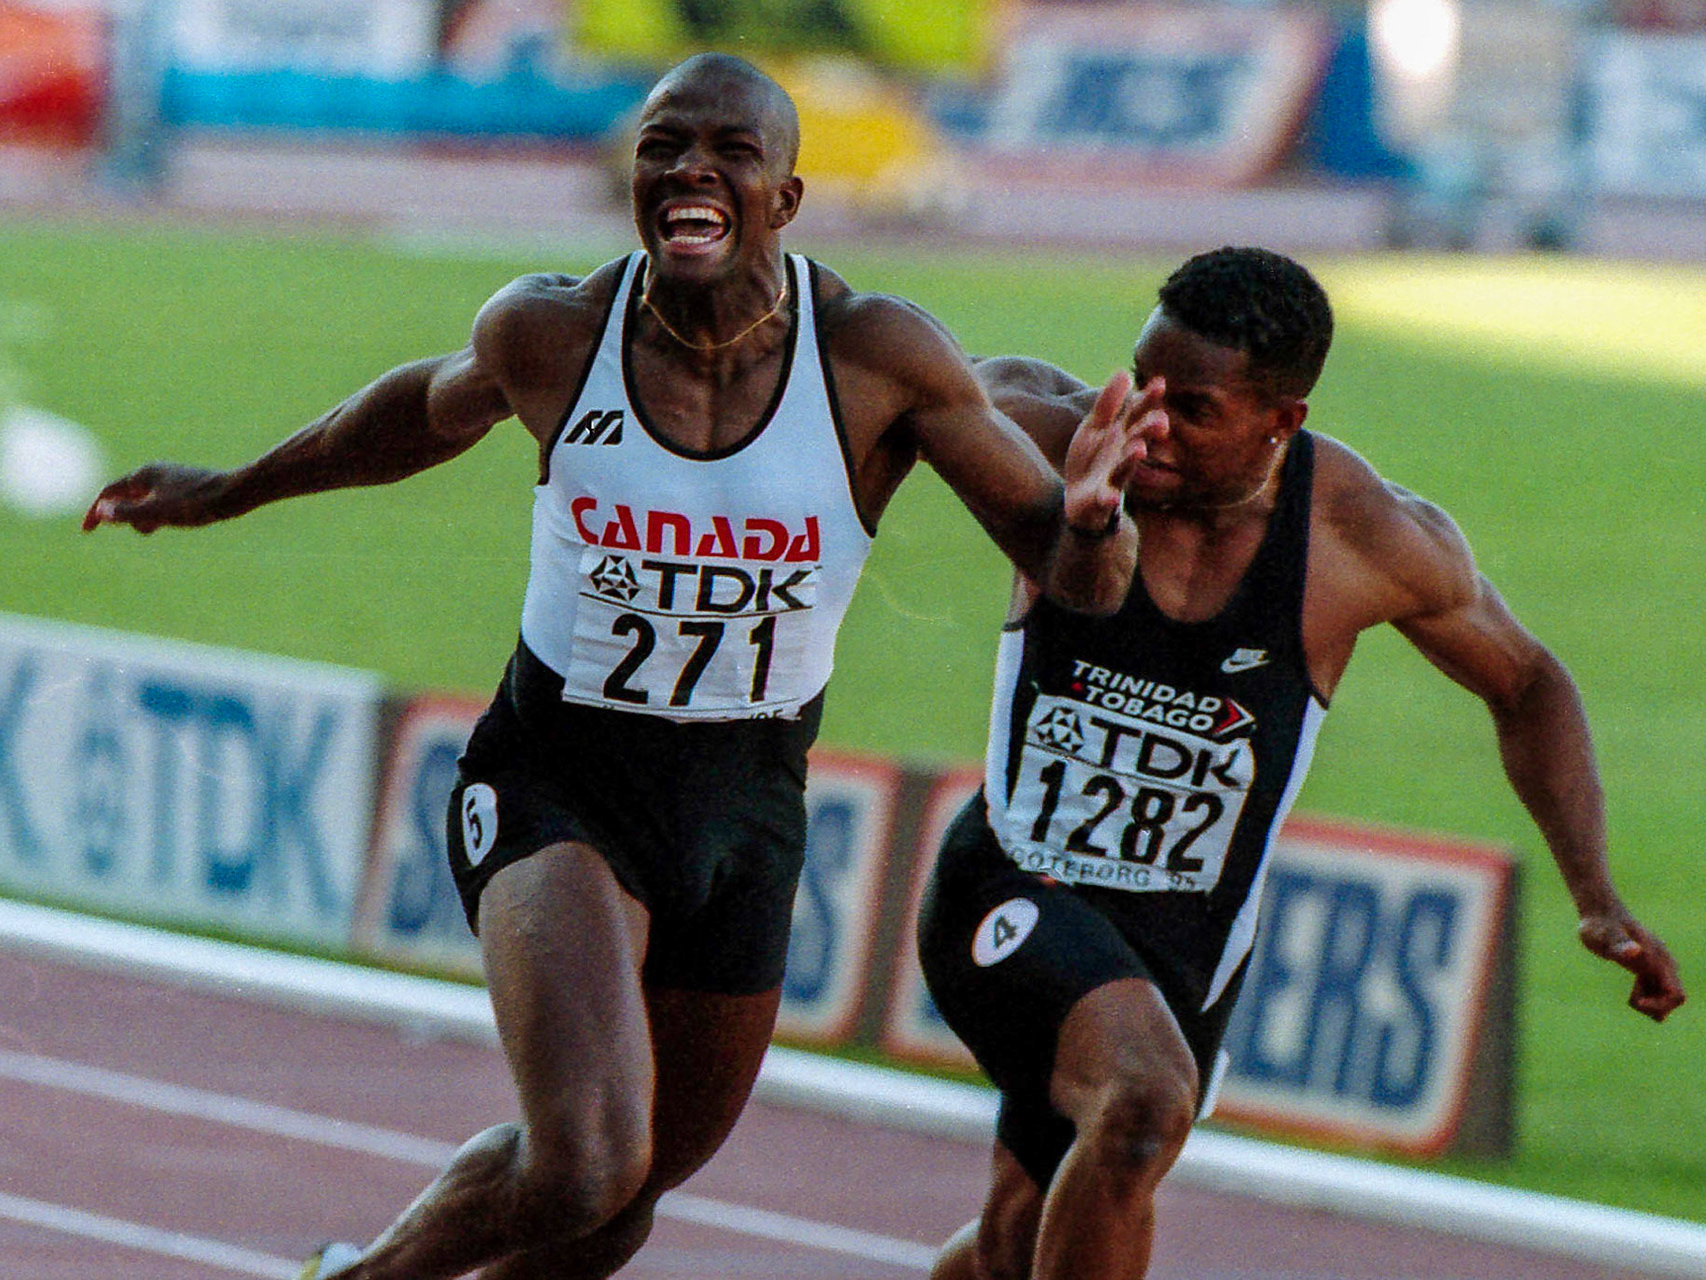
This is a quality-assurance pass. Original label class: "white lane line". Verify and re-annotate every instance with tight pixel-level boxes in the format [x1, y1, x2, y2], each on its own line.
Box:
[665, 1193, 938, 1271]
[0, 1048, 459, 1166]
[0, 1191, 298, 1278]
[0, 1048, 934, 1272]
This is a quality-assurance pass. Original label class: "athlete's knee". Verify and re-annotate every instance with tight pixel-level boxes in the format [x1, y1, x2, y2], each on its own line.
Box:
[512, 1110, 654, 1242]
[966, 1222, 1032, 1280]
[1076, 1064, 1197, 1187]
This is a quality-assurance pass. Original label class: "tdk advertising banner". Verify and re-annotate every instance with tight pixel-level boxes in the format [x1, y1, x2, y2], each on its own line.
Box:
[0, 613, 384, 948]
[1217, 817, 1515, 1155]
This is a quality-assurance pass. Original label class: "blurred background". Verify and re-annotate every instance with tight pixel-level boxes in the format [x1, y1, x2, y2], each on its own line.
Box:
[0, 0, 1701, 258]
[0, 0, 1702, 1242]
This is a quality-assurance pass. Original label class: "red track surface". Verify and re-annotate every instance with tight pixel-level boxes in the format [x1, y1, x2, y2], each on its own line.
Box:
[0, 944, 1658, 1280]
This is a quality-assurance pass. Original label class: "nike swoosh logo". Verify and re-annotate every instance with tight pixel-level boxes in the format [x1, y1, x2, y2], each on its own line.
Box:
[1221, 650, 1270, 673]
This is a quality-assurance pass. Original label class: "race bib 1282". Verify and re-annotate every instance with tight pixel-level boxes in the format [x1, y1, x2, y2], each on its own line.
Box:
[1000, 691, 1253, 893]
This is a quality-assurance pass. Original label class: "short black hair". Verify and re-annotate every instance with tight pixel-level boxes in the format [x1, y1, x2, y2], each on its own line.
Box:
[1157, 246, 1333, 400]
[651, 53, 801, 174]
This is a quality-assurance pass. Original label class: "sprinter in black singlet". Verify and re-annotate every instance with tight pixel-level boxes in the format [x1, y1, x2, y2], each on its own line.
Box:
[919, 247, 1685, 1280]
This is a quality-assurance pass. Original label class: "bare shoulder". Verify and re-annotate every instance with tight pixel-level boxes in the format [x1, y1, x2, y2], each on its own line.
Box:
[975, 356, 1086, 400]
[813, 268, 968, 383]
[471, 259, 627, 386]
[1312, 434, 1479, 621]
[974, 356, 1096, 463]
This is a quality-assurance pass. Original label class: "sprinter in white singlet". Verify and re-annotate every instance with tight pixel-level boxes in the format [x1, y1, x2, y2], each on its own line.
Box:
[85, 53, 1157, 1280]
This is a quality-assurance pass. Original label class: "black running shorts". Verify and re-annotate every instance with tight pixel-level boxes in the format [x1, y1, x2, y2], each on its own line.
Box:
[918, 793, 1243, 1187]
[447, 642, 822, 995]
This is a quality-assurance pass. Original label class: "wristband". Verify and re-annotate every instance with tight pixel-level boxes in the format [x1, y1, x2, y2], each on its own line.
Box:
[1066, 506, 1122, 539]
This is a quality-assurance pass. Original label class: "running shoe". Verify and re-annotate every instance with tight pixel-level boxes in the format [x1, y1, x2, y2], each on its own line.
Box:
[297, 1241, 362, 1279]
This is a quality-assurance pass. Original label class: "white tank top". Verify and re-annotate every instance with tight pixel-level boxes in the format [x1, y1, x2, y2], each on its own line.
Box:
[520, 252, 874, 722]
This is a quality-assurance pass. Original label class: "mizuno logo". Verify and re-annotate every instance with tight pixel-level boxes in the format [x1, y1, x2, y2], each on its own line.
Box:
[1220, 648, 1269, 674]
[565, 409, 624, 445]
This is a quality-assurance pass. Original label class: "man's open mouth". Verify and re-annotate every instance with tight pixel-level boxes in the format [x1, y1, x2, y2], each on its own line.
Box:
[661, 203, 730, 246]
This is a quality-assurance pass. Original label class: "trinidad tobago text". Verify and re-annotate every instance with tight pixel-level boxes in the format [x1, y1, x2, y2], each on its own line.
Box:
[1070, 660, 1255, 738]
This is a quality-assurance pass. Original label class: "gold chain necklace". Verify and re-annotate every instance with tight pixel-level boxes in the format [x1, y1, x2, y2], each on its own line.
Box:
[641, 278, 789, 352]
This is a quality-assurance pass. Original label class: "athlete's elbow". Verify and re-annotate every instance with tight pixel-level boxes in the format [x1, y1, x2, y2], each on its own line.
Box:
[1485, 643, 1576, 726]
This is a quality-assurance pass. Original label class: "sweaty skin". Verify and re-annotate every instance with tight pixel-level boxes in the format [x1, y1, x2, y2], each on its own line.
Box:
[84, 52, 1150, 1280]
[928, 310, 1683, 1280]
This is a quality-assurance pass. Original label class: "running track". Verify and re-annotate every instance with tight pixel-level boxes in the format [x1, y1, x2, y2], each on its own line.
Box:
[0, 935, 1677, 1279]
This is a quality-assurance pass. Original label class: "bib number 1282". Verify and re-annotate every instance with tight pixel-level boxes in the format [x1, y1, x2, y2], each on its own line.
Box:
[1025, 757, 1226, 875]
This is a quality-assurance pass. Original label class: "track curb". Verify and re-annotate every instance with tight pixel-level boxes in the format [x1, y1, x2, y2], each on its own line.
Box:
[1, 899, 1699, 1278]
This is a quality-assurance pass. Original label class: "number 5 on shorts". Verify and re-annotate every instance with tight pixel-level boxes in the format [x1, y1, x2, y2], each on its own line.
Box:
[461, 783, 498, 867]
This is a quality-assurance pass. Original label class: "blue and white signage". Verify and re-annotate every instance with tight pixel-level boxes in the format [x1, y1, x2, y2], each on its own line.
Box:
[980, 3, 1331, 184]
[777, 750, 901, 1044]
[0, 613, 384, 948]
[354, 694, 486, 979]
[1218, 817, 1512, 1155]
[172, 0, 438, 76]
[1581, 32, 1706, 198]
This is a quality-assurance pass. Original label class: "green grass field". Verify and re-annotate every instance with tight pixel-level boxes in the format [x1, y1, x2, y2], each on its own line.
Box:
[3, 221, 1703, 1221]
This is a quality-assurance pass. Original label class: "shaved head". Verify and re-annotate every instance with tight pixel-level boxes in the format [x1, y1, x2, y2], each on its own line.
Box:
[644, 53, 801, 175]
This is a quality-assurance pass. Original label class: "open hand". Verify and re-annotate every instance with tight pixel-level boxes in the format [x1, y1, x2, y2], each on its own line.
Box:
[1579, 912, 1685, 1022]
[1061, 372, 1163, 531]
[82, 463, 231, 534]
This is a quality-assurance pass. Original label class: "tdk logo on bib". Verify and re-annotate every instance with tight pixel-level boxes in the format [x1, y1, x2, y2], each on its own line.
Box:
[973, 898, 1040, 967]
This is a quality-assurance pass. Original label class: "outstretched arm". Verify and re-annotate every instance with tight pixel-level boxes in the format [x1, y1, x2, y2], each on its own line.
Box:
[83, 283, 540, 534]
[1385, 500, 1684, 1021]
[850, 307, 1143, 614]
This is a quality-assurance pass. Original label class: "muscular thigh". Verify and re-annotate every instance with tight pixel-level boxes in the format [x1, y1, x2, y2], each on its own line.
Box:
[644, 984, 782, 1189]
[920, 801, 1153, 1109]
[478, 845, 654, 1143]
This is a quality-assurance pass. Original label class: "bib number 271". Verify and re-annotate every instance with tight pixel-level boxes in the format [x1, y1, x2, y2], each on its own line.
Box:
[602, 612, 776, 707]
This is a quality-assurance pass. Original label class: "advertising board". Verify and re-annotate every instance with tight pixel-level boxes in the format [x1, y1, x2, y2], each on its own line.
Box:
[1216, 816, 1516, 1156]
[0, 613, 385, 948]
[0, 2, 103, 148]
[354, 693, 487, 979]
[1580, 32, 1706, 197]
[878, 766, 982, 1070]
[171, 0, 438, 76]
[977, 2, 1332, 186]
[775, 749, 902, 1044]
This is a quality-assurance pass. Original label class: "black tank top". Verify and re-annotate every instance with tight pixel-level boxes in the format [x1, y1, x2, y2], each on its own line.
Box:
[983, 431, 1327, 1012]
